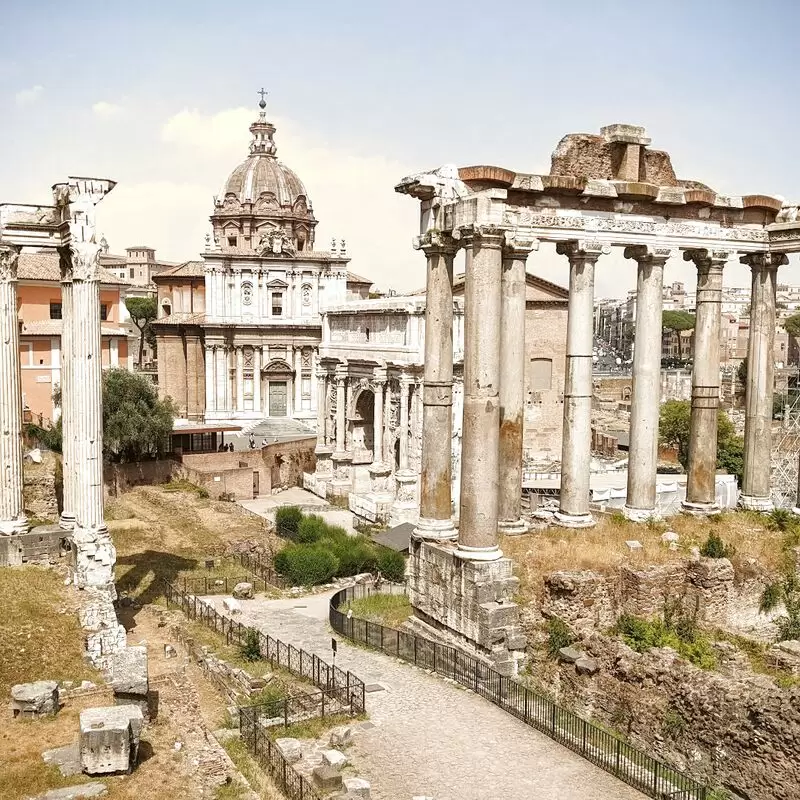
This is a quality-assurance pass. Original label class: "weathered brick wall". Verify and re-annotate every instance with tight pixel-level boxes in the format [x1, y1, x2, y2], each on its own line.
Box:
[104, 459, 174, 497]
[23, 450, 59, 520]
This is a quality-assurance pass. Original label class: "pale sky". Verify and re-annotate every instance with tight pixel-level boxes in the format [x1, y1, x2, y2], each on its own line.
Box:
[2, 0, 800, 297]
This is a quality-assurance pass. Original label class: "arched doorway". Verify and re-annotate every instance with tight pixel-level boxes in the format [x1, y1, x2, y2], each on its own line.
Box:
[350, 388, 374, 460]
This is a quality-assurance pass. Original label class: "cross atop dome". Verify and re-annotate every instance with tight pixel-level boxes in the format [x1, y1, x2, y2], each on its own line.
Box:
[257, 87, 268, 110]
[249, 87, 277, 157]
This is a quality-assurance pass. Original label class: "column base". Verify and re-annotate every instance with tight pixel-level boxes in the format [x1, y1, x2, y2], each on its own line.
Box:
[454, 543, 503, 562]
[622, 505, 662, 523]
[793, 507, 800, 517]
[0, 516, 30, 536]
[554, 511, 595, 529]
[738, 494, 774, 512]
[498, 518, 529, 535]
[412, 517, 457, 542]
[59, 512, 76, 531]
[681, 500, 721, 517]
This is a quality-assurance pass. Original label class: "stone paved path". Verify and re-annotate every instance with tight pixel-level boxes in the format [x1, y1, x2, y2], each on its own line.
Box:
[205, 591, 645, 800]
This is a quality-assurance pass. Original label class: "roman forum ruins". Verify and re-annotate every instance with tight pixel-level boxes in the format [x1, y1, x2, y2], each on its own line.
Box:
[397, 124, 800, 670]
[0, 178, 126, 665]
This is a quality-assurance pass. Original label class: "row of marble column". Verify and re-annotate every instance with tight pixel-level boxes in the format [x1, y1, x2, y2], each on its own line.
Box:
[315, 368, 416, 472]
[0, 237, 114, 588]
[412, 228, 784, 561]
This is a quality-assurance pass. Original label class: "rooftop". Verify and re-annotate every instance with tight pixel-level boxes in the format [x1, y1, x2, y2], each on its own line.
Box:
[18, 252, 133, 286]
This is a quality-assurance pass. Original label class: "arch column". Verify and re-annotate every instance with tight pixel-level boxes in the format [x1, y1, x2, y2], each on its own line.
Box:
[456, 224, 505, 561]
[253, 346, 262, 414]
[740, 252, 786, 510]
[235, 346, 244, 413]
[373, 366, 387, 465]
[59, 254, 76, 530]
[498, 231, 537, 534]
[413, 231, 458, 541]
[316, 369, 328, 449]
[682, 249, 730, 515]
[623, 246, 671, 521]
[0, 244, 29, 536]
[555, 240, 608, 528]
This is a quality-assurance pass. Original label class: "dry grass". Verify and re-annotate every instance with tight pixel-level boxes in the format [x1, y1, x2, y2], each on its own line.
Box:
[0, 566, 100, 696]
[503, 510, 786, 601]
[342, 593, 412, 628]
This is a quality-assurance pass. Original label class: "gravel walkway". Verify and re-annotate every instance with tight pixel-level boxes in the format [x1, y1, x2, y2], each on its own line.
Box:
[205, 591, 645, 800]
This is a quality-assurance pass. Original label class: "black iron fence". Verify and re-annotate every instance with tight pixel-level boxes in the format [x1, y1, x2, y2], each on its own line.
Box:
[240, 705, 323, 800]
[163, 579, 365, 714]
[330, 584, 708, 800]
[233, 551, 288, 589]
[180, 573, 272, 595]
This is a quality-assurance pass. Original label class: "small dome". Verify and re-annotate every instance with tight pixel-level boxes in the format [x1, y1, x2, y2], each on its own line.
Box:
[222, 155, 308, 208]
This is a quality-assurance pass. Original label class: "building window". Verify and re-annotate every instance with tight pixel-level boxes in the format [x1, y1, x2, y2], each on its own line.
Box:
[228, 236, 237, 248]
[271, 292, 283, 317]
[129, 268, 135, 279]
[49, 302, 62, 320]
[100, 304, 108, 321]
[530, 358, 553, 392]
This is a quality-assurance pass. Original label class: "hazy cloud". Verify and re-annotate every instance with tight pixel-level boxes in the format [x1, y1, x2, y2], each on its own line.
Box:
[15, 84, 43, 106]
[92, 101, 124, 118]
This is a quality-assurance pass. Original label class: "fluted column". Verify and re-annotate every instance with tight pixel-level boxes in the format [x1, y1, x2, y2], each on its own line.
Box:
[498, 231, 537, 535]
[59, 255, 76, 530]
[556, 240, 608, 527]
[253, 345, 262, 415]
[740, 252, 786, 510]
[456, 225, 505, 560]
[205, 346, 215, 413]
[334, 369, 347, 453]
[682, 249, 730, 515]
[399, 374, 411, 470]
[294, 346, 303, 413]
[235, 346, 244, 412]
[316, 370, 327, 448]
[414, 232, 457, 541]
[623, 246, 671, 521]
[0, 244, 29, 535]
[68, 240, 114, 588]
[373, 367, 387, 464]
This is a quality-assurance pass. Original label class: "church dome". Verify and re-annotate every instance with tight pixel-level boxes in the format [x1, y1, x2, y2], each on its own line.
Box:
[211, 94, 317, 254]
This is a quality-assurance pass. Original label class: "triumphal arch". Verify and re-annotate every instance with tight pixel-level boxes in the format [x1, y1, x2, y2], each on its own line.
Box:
[397, 123, 800, 673]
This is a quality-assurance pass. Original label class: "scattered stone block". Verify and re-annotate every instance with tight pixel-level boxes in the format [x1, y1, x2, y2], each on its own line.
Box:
[557, 646, 585, 664]
[364, 684, 384, 693]
[329, 726, 353, 749]
[343, 777, 371, 798]
[11, 680, 59, 718]
[625, 540, 643, 551]
[322, 749, 349, 770]
[275, 737, 303, 764]
[79, 705, 143, 775]
[661, 531, 679, 545]
[42, 742, 81, 776]
[111, 646, 149, 697]
[313, 764, 343, 791]
[232, 582, 254, 600]
[35, 782, 108, 799]
[222, 597, 242, 615]
[164, 644, 177, 659]
[575, 656, 599, 676]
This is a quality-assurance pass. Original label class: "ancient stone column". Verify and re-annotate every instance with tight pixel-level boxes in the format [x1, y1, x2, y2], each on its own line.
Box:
[456, 225, 505, 560]
[498, 231, 537, 534]
[253, 345, 262, 414]
[373, 367, 386, 464]
[414, 232, 458, 541]
[68, 240, 115, 588]
[399, 374, 411, 470]
[334, 368, 347, 453]
[740, 252, 786, 510]
[0, 243, 29, 536]
[556, 240, 608, 527]
[59, 255, 76, 530]
[623, 246, 671, 521]
[235, 346, 244, 412]
[315, 370, 327, 449]
[682, 249, 730, 515]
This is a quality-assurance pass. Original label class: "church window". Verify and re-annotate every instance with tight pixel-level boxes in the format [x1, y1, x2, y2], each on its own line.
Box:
[49, 302, 62, 320]
[271, 292, 283, 317]
[129, 268, 135, 279]
[530, 358, 553, 391]
[228, 236, 237, 248]
[242, 281, 253, 306]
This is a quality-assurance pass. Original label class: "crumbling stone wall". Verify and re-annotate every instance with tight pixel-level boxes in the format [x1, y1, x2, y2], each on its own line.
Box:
[537, 633, 800, 800]
[23, 450, 59, 520]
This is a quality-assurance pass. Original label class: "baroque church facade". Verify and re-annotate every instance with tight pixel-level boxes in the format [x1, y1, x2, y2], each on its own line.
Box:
[152, 99, 371, 424]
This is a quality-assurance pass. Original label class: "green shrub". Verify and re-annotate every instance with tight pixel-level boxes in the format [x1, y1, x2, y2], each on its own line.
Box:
[239, 627, 261, 662]
[296, 514, 327, 544]
[700, 530, 735, 559]
[377, 549, 406, 582]
[273, 544, 338, 586]
[615, 614, 716, 670]
[275, 506, 303, 539]
[767, 508, 798, 533]
[331, 536, 378, 577]
[546, 617, 575, 659]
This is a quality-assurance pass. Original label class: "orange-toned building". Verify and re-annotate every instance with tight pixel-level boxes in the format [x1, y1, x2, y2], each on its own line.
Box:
[17, 252, 132, 425]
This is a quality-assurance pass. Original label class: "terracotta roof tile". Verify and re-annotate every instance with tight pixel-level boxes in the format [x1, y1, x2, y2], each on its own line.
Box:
[153, 261, 206, 280]
[20, 320, 129, 336]
[18, 252, 133, 285]
[346, 271, 373, 285]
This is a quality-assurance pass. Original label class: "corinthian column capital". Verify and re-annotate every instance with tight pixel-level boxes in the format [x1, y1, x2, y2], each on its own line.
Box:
[0, 242, 21, 282]
[502, 228, 539, 259]
[69, 241, 103, 282]
[682, 248, 731, 273]
[413, 230, 458, 255]
[739, 251, 788, 271]
[556, 239, 610, 263]
[454, 223, 506, 249]
[623, 245, 674, 266]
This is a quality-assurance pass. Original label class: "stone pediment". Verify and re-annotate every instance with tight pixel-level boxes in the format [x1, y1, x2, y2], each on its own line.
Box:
[266, 278, 288, 289]
[262, 359, 293, 375]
